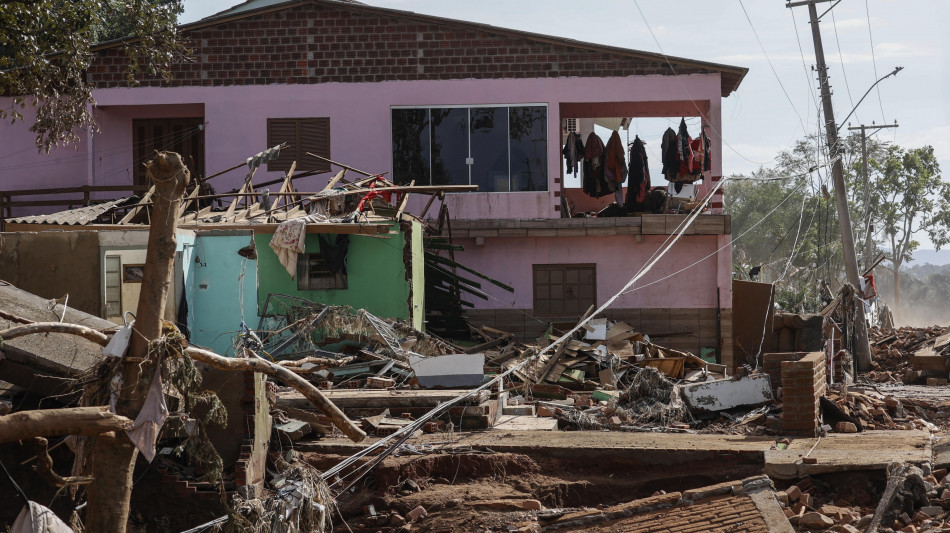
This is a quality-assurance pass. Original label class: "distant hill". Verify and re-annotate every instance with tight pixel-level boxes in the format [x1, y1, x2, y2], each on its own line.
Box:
[907, 249, 950, 266]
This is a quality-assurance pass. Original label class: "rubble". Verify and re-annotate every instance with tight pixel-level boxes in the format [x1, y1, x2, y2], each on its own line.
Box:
[867, 325, 949, 383]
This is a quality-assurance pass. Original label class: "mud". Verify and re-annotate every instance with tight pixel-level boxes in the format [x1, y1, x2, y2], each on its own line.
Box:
[306, 445, 766, 532]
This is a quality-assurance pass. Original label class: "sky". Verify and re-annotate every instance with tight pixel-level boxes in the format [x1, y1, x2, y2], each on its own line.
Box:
[181, 0, 950, 250]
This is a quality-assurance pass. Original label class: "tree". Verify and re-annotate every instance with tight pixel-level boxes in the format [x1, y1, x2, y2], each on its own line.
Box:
[0, 0, 188, 152]
[870, 145, 949, 306]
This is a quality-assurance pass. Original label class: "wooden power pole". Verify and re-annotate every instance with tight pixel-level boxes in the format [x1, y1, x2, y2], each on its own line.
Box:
[787, 0, 872, 371]
[847, 122, 899, 269]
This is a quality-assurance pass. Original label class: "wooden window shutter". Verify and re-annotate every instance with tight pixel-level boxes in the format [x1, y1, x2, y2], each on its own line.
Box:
[267, 119, 300, 172]
[300, 118, 330, 173]
[267, 118, 330, 173]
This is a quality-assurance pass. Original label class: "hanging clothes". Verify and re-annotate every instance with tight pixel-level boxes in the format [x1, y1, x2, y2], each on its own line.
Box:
[603, 130, 628, 185]
[582, 132, 611, 198]
[11, 502, 72, 533]
[126, 366, 169, 463]
[562, 131, 584, 176]
[702, 130, 712, 173]
[625, 136, 650, 209]
[269, 216, 310, 279]
[661, 119, 708, 186]
[660, 127, 678, 182]
[604, 130, 627, 206]
[688, 136, 705, 175]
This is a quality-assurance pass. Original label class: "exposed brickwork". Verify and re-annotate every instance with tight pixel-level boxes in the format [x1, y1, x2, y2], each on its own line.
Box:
[88, 3, 710, 88]
[559, 494, 772, 532]
[762, 352, 806, 392]
[780, 352, 827, 437]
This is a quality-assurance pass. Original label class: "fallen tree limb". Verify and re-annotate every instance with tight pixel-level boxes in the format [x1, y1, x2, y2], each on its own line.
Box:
[0, 322, 110, 346]
[0, 407, 132, 443]
[0, 321, 366, 443]
[185, 346, 365, 442]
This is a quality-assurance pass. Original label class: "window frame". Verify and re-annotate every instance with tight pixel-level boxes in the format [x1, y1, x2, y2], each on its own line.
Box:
[104, 255, 123, 318]
[296, 253, 348, 291]
[266, 117, 331, 173]
[390, 103, 548, 192]
[532, 263, 597, 318]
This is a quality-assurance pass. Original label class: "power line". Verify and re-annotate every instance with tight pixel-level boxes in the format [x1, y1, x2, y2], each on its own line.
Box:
[789, 10, 822, 117]
[631, 0, 776, 167]
[864, 0, 888, 122]
[737, 0, 808, 136]
[830, 9, 860, 126]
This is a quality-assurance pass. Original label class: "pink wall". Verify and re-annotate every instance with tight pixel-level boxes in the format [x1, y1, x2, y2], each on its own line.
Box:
[451, 234, 729, 310]
[1, 73, 723, 219]
[0, 106, 89, 193]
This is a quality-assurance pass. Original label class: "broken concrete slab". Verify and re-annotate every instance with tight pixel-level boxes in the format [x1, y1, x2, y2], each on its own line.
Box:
[408, 353, 485, 388]
[0, 284, 117, 398]
[764, 430, 933, 479]
[493, 415, 557, 431]
[680, 373, 773, 412]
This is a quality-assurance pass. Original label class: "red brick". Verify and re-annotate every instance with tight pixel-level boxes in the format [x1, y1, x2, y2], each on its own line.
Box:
[87, 3, 708, 88]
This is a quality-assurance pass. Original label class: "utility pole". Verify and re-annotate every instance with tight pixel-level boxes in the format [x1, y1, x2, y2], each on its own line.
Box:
[847, 122, 899, 269]
[787, 0, 872, 371]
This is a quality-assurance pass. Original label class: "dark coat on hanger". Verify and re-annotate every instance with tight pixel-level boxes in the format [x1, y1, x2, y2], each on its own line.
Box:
[625, 136, 650, 209]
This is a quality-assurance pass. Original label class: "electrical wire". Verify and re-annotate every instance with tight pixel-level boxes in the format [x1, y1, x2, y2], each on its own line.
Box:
[864, 0, 888, 122]
[632, 0, 775, 167]
[619, 165, 826, 297]
[830, 9, 860, 126]
[789, 9, 822, 121]
[0, 122, 206, 172]
[737, 0, 808, 136]
[325, 174, 730, 496]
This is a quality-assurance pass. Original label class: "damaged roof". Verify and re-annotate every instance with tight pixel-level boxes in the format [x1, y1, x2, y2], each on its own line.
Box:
[5, 196, 138, 226]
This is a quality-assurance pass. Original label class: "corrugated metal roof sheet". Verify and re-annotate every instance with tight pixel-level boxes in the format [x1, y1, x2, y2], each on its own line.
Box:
[5, 197, 137, 225]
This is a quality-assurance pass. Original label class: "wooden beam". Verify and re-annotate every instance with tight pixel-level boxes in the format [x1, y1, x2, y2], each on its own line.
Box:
[394, 180, 414, 220]
[305, 152, 376, 177]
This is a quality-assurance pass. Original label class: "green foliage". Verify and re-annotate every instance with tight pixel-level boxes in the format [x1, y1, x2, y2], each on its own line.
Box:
[726, 133, 946, 312]
[0, 0, 188, 152]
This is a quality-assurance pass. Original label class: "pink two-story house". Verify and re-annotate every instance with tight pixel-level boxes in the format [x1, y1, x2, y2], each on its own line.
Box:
[0, 0, 747, 365]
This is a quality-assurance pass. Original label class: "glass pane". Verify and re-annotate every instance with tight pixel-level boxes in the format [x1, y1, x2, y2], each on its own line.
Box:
[392, 109, 431, 185]
[430, 108, 469, 186]
[469, 107, 509, 192]
[509, 106, 548, 191]
[105, 256, 120, 274]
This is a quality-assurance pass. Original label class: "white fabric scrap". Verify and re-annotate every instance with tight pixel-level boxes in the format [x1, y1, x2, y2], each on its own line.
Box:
[103, 323, 133, 357]
[126, 369, 169, 462]
[268, 214, 330, 279]
[11, 502, 72, 533]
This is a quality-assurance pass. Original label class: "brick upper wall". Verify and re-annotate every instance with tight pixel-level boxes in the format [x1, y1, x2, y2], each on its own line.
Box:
[88, 3, 713, 88]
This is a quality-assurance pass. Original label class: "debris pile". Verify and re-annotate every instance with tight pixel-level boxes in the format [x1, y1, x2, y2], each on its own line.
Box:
[824, 386, 937, 432]
[775, 463, 950, 533]
[227, 452, 334, 533]
[867, 325, 949, 383]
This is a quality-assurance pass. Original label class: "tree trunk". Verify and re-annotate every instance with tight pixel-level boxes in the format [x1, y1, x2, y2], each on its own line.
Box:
[85, 152, 190, 533]
[894, 264, 901, 308]
[0, 407, 132, 443]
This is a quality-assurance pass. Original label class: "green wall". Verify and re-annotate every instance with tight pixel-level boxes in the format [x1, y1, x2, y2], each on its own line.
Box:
[255, 223, 415, 322]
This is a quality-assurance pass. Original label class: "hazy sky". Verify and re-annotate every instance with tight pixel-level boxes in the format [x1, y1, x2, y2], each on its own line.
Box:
[181, 0, 949, 248]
